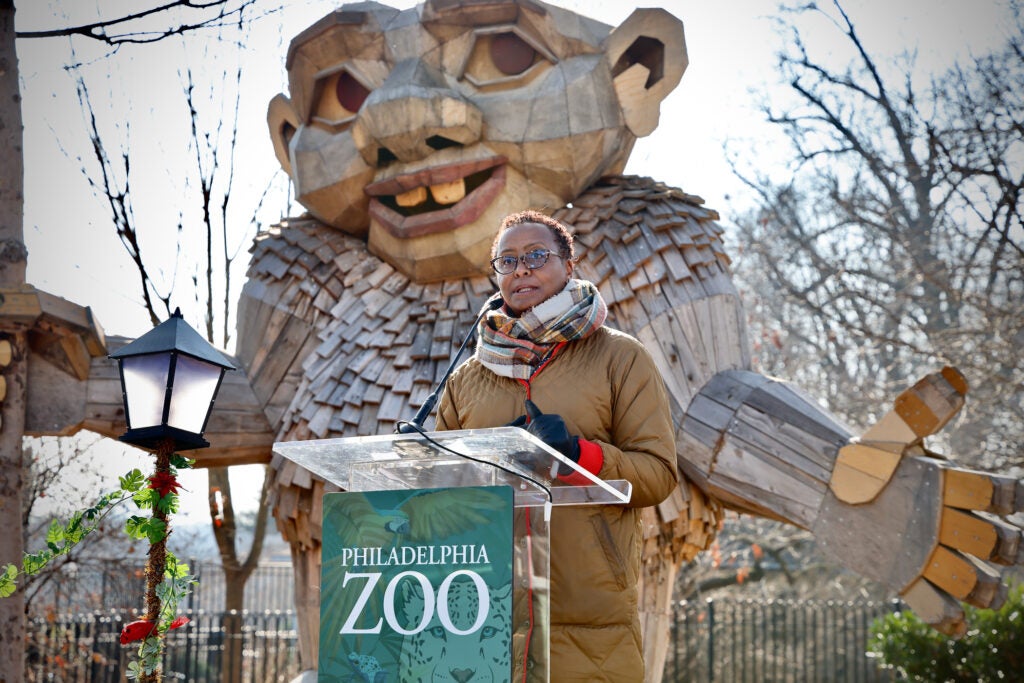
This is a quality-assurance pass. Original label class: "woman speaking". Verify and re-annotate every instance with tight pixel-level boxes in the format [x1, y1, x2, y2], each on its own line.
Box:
[436, 210, 679, 682]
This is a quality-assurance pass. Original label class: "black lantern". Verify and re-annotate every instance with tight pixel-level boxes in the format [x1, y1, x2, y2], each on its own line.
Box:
[110, 308, 235, 451]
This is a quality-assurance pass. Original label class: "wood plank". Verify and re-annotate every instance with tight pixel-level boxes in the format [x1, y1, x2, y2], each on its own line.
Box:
[633, 279, 672, 323]
[690, 294, 719, 376]
[277, 460, 298, 488]
[654, 484, 684, 523]
[944, 467, 995, 511]
[707, 471, 814, 526]
[830, 462, 891, 506]
[634, 318, 693, 409]
[661, 308, 708, 393]
[729, 406, 833, 483]
[814, 456, 942, 592]
[27, 328, 92, 382]
[188, 446, 270, 468]
[693, 370, 762, 409]
[252, 315, 314, 399]
[830, 443, 902, 504]
[731, 404, 837, 474]
[939, 507, 1003, 561]
[276, 484, 300, 522]
[240, 299, 289, 377]
[922, 545, 999, 605]
[684, 394, 734, 433]
[25, 352, 87, 436]
[0, 286, 42, 323]
[309, 480, 325, 527]
[676, 421, 718, 473]
[711, 438, 826, 529]
[205, 409, 276, 433]
[665, 301, 712, 384]
[899, 579, 965, 637]
[748, 382, 851, 446]
[893, 367, 967, 438]
[291, 463, 314, 491]
[861, 410, 919, 445]
[35, 289, 104, 342]
[713, 293, 746, 370]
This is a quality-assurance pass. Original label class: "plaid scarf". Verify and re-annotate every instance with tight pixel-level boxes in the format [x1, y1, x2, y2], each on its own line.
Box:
[475, 279, 607, 380]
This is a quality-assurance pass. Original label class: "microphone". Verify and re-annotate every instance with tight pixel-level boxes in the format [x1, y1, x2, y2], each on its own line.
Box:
[396, 294, 504, 434]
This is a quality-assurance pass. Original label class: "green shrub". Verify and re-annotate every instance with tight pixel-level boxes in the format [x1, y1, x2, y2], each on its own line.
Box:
[868, 583, 1023, 682]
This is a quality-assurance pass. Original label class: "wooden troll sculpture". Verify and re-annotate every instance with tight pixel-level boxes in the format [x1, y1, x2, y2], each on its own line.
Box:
[231, 0, 1023, 678]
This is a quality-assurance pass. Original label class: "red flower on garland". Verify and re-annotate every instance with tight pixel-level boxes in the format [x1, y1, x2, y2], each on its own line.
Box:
[119, 616, 190, 644]
[120, 619, 157, 644]
[148, 472, 182, 497]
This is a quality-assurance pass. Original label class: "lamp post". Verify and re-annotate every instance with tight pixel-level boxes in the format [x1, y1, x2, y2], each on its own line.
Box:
[110, 308, 234, 682]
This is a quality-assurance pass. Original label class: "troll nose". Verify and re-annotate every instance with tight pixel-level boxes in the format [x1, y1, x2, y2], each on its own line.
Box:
[352, 59, 482, 167]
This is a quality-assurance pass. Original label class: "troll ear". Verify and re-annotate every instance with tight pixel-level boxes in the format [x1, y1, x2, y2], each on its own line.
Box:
[605, 8, 687, 137]
[267, 94, 301, 177]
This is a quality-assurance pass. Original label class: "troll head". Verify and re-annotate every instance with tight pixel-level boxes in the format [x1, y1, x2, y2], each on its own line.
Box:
[269, 0, 686, 281]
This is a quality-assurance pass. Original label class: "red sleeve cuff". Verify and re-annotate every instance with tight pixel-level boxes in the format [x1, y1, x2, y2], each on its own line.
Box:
[557, 438, 604, 486]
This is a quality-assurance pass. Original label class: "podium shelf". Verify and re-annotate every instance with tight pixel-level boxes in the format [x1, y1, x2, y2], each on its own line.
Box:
[273, 427, 632, 506]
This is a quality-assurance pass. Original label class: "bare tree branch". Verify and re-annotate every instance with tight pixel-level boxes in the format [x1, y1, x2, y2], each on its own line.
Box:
[17, 0, 261, 45]
[730, 1, 1024, 467]
[70, 63, 173, 325]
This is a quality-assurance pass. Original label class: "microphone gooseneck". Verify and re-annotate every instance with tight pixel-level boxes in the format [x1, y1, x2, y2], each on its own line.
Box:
[395, 294, 504, 434]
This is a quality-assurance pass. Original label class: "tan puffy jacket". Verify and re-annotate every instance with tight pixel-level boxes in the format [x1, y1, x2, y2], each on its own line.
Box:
[436, 325, 679, 682]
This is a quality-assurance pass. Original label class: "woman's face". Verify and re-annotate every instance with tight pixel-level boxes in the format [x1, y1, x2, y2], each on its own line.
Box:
[494, 222, 574, 315]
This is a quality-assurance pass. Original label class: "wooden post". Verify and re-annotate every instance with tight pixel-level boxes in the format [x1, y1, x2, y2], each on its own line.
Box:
[139, 438, 174, 683]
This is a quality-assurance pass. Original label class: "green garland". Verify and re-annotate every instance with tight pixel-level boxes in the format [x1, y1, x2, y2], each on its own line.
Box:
[2, 452, 198, 681]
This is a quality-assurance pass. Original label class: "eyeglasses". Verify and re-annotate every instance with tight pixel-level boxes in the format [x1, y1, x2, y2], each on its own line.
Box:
[490, 249, 561, 274]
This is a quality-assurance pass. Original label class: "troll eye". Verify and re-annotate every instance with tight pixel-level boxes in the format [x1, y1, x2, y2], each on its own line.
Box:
[312, 68, 372, 128]
[490, 32, 536, 75]
[462, 28, 554, 89]
[336, 71, 370, 112]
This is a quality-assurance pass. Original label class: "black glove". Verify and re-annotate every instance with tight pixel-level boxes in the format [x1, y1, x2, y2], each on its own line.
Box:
[506, 413, 552, 473]
[524, 399, 580, 475]
[505, 415, 527, 428]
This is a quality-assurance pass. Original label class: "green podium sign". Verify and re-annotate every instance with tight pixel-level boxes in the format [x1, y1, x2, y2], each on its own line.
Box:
[318, 485, 514, 683]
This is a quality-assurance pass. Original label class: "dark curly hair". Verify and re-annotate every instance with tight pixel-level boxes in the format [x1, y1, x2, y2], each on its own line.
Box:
[492, 210, 575, 261]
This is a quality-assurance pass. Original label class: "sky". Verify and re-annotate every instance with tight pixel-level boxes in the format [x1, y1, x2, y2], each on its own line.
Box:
[14, 0, 1015, 524]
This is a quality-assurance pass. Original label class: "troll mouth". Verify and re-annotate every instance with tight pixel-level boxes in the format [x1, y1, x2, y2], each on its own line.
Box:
[365, 157, 506, 238]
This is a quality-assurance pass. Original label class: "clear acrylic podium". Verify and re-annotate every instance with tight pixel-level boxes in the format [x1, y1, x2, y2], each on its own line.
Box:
[273, 427, 631, 683]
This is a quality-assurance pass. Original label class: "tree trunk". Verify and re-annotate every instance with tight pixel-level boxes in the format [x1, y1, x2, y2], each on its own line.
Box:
[0, 1, 27, 680]
[220, 569, 246, 683]
[0, 334, 26, 682]
[208, 465, 271, 683]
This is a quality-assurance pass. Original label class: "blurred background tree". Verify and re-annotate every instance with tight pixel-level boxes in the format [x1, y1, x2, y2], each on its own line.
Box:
[869, 582, 1024, 681]
[731, 1, 1023, 473]
[683, 0, 1023, 603]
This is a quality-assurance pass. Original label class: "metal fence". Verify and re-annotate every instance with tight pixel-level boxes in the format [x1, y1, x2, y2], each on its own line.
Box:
[26, 609, 300, 682]
[35, 560, 297, 615]
[664, 598, 898, 682]
[27, 598, 897, 682]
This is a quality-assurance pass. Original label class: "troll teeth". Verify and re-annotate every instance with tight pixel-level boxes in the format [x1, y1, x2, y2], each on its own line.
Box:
[430, 178, 466, 205]
[395, 186, 428, 207]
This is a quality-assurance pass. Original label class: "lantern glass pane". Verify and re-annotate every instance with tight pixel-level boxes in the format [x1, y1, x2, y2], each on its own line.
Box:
[122, 354, 171, 429]
[167, 354, 223, 434]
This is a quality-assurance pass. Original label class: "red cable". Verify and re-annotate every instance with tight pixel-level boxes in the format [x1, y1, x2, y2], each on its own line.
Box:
[521, 506, 535, 683]
[517, 341, 568, 406]
[517, 341, 565, 680]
